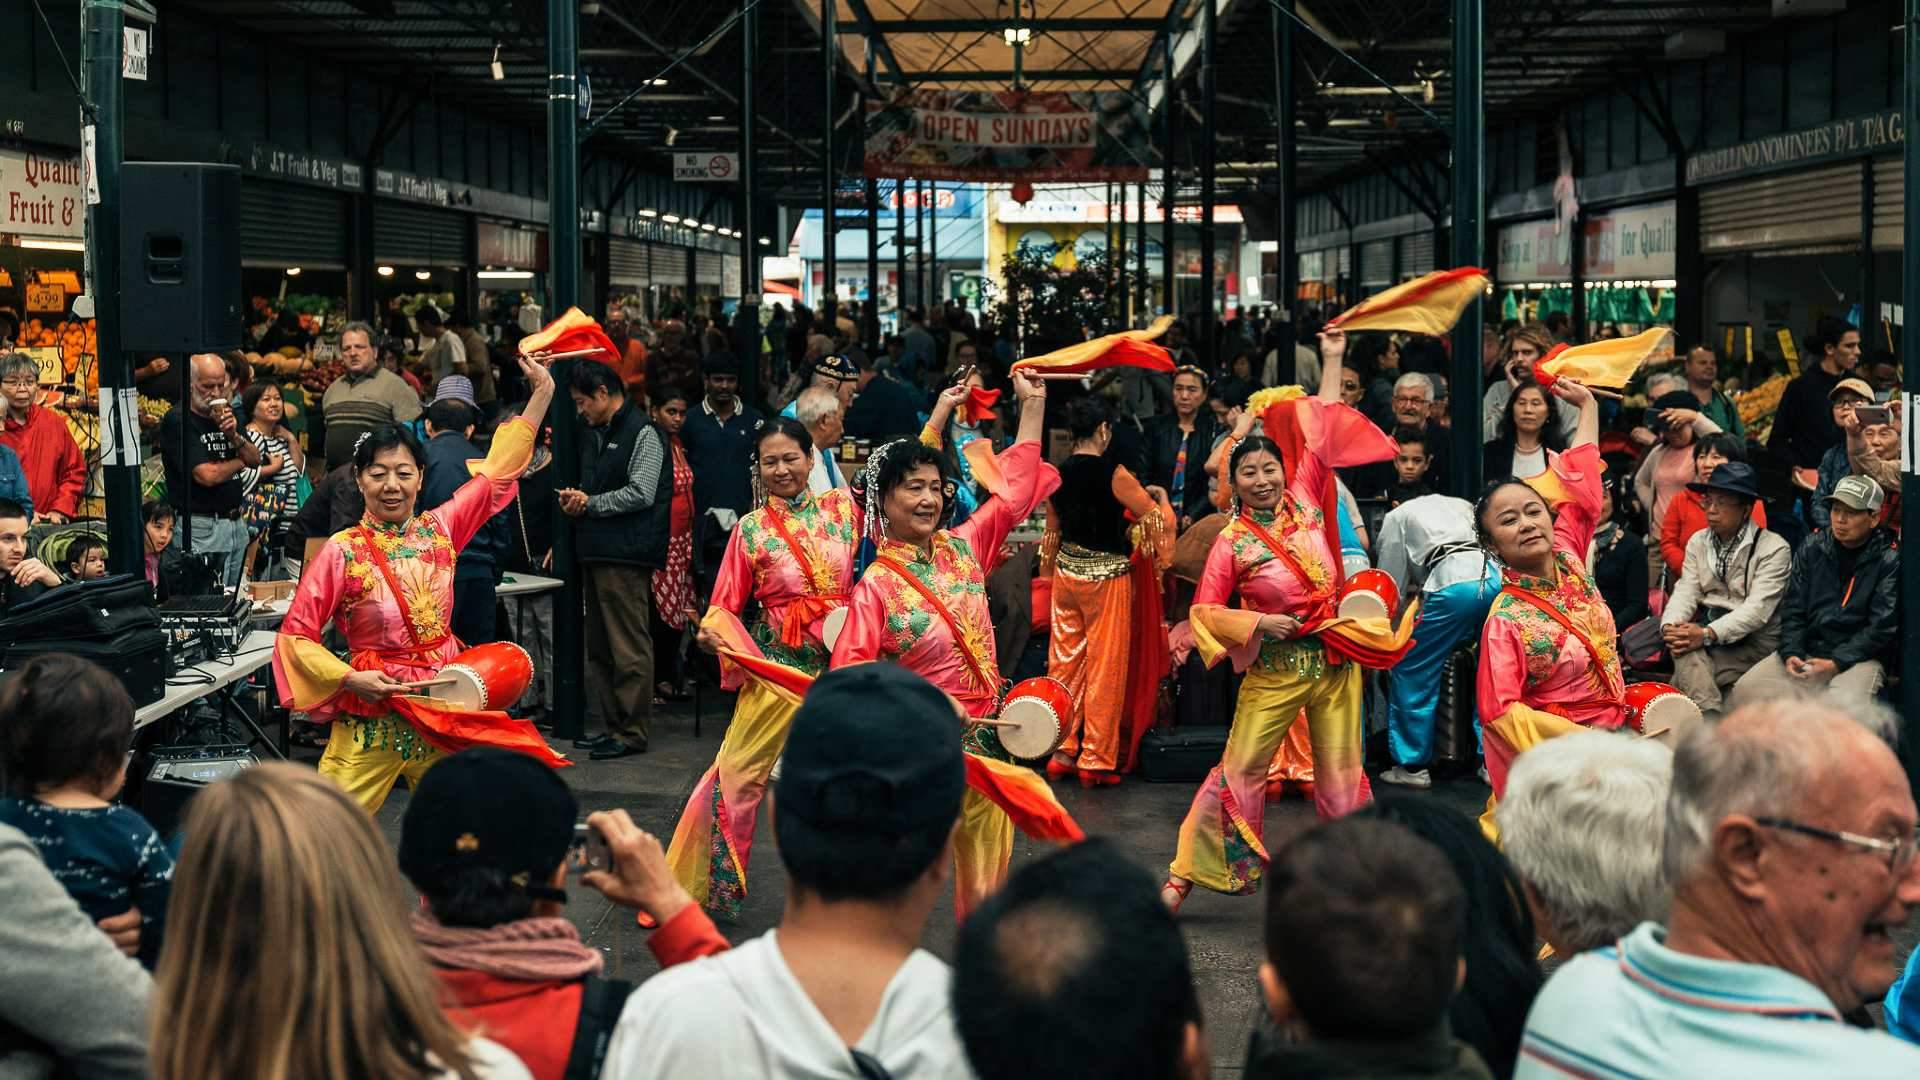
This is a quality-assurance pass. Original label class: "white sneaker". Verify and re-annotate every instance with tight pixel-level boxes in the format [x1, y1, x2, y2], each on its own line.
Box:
[1477, 764, 1490, 785]
[1380, 766, 1432, 790]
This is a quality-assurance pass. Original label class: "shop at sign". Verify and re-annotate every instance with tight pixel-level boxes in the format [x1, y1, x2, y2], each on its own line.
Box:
[1495, 202, 1677, 331]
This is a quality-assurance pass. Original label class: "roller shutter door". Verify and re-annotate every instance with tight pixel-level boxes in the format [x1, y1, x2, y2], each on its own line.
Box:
[653, 244, 690, 286]
[1873, 157, 1901, 251]
[609, 238, 650, 288]
[1699, 163, 1860, 256]
[1398, 231, 1435, 278]
[694, 250, 723, 287]
[241, 182, 347, 268]
[374, 202, 469, 265]
[1358, 238, 1394, 290]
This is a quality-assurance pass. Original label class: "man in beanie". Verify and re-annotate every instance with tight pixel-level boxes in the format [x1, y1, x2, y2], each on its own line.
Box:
[679, 351, 763, 519]
[604, 664, 973, 1079]
[421, 376, 507, 647]
[401, 748, 728, 1080]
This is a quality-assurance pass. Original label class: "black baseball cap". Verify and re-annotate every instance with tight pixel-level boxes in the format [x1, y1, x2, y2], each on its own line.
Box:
[777, 663, 966, 837]
[398, 748, 577, 889]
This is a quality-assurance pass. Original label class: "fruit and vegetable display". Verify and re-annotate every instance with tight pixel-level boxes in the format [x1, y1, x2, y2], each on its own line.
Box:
[1737, 373, 1790, 446]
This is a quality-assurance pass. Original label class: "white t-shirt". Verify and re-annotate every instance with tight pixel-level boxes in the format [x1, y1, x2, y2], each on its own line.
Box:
[1508, 445, 1548, 479]
[603, 931, 973, 1079]
[429, 1038, 531, 1080]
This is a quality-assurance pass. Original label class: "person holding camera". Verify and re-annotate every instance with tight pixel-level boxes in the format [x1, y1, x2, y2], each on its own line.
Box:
[400, 749, 729, 1080]
[158, 353, 270, 590]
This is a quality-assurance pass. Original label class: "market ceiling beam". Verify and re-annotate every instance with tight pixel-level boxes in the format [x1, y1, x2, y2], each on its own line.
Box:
[861, 17, 1163, 33]
[906, 67, 1135, 82]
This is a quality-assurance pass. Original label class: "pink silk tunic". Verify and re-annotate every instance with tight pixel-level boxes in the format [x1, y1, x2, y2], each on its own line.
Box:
[831, 440, 1058, 717]
[274, 417, 531, 724]
[1475, 443, 1626, 730]
[707, 487, 861, 682]
[1190, 409, 1341, 672]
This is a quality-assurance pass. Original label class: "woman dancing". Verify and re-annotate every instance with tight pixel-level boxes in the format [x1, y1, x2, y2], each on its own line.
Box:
[274, 355, 560, 813]
[1164, 329, 1405, 912]
[832, 369, 1067, 919]
[1472, 376, 1617, 841]
[669, 415, 862, 916]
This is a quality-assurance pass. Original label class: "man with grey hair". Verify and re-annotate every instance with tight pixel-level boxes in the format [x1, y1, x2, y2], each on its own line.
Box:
[795, 386, 847, 494]
[1376, 371, 1448, 496]
[1516, 701, 1920, 1077]
[320, 321, 422, 466]
[157, 353, 268, 588]
[1497, 730, 1672, 956]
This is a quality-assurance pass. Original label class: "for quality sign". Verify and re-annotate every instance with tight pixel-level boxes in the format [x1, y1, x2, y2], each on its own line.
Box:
[674, 153, 739, 182]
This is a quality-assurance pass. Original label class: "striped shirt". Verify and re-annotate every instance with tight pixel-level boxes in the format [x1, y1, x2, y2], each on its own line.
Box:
[1518, 922, 1920, 1079]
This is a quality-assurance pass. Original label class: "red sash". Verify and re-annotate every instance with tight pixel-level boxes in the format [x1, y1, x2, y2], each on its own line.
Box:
[873, 555, 997, 704]
[1238, 510, 1336, 623]
[1498, 583, 1624, 713]
[763, 502, 848, 647]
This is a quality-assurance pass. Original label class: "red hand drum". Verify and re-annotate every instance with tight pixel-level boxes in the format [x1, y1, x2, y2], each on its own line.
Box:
[429, 642, 535, 712]
[992, 676, 1072, 761]
[822, 607, 849, 652]
[1338, 568, 1400, 622]
[1622, 681, 1701, 746]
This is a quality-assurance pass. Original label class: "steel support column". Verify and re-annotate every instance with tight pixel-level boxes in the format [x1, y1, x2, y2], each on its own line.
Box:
[915, 180, 927, 313]
[1900, 0, 1920, 776]
[1275, 0, 1298, 377]
[1448, 0, 1484, 499]
[895, 180, 907, 328]
[737, 1, 762, 406]
[929, 182, 940, 311]
[1862, 160, 1877, 344]
[1161, 37, 1175, 316]
[1199, 0, 1218, 365]
[545, 0, 586, 740]
[1136, 181, 1148, 321]
[1673, 159, 1703, 352]
[822, 0, 837, 315]
[82, 0, 140, 576]
[866, 169, 881, 351]
[1570, 209, 1587, 342]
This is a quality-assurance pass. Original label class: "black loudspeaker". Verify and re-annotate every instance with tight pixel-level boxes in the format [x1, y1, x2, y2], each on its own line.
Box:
[135, 744, 257, 837]
[119, 162, 242, 353]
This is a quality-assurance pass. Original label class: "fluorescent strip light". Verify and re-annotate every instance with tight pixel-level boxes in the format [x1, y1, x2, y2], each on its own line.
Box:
[477, 270, 535, 281]
[662, 214, 682, 223]
[636, 208, 659, 218]
[683, 218, 699, 227]
[19, 238, 84, 252]
[414, 269, 432, 281]
[377, 265, 395, 276]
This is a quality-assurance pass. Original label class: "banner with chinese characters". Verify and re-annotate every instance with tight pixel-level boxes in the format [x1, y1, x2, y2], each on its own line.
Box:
[864, 91, 1149, 183]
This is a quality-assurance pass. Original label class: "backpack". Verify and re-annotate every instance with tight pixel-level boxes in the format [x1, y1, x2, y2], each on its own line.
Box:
[562, 975, 636, 1080]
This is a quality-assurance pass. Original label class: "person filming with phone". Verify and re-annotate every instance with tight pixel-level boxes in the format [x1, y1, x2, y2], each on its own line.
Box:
[157, 353, 271, 590]
[399, 748, 729, 1080]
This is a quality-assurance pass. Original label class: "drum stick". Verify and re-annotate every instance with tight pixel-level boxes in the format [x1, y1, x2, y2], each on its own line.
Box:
[1638, 725, 1671, 741]
[405, 677, 461, 689]
[1024, 371, 1089, 381]
[523, 346, 610, 363]
[1588, 386, 1625, 401]
[971, 719, 1023, 729]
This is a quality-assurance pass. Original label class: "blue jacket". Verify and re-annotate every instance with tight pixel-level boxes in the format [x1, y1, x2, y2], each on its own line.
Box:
[0, 444, 32, 519]
[423, 431, 508, 580]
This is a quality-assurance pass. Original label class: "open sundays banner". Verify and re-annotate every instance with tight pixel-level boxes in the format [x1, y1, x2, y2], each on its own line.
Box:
[864, 91, 1150, 183]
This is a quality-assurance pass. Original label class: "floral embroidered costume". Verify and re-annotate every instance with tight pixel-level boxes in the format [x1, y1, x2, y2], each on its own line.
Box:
[274, 418, 565, 812]
[1476, 442, 1622, 841]
[831, 439, 1077, 920]
[1173, 395, 1412, 898]
[666, 487, 860, 917]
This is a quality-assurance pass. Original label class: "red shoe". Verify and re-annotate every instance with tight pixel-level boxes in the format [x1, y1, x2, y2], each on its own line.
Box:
[1045, 757, 1078, 781]
[1265, 779, 1286, 803]
[1161, 877, 1194, 915]
[1295, 780, 1315, 802]
[1077, 769, 1122, 789]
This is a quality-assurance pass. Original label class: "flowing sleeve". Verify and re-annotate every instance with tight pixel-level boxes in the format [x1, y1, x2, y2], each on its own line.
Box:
[434, 417, 535, 550]
[273, 541, 356, 711]
[1475, 613, 1531, 725]
[1186, 529, 1264, 667]
[829, 577, 890, 669]
[1112, 465, 1173, 570]
[707, 524, 754, 616]
[1546, 444, 1605, 558]
[954, 440, 1060, 576]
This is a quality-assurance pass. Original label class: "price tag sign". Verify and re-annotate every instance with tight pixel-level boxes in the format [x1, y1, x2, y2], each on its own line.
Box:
[19, 347, 62, 386]
[24, 282, 64, 313]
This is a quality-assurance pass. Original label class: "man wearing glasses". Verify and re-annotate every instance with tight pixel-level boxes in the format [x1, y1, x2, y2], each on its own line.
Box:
[1516, 701, 1920, 1076]
[0, 353, 85, 524]
[157, 353, 267, 589]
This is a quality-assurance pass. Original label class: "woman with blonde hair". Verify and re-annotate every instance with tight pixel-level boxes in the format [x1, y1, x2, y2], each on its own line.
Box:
[151, 763, 530, 1080]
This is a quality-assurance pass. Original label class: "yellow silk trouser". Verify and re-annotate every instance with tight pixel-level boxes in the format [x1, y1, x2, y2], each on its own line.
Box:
[952, 786, 1014, 923]
[1170, 660, 1368, 896]
[1047, 567, 1134, 773]
[317, 716, 444, 813]
[665, 681, 798, 917]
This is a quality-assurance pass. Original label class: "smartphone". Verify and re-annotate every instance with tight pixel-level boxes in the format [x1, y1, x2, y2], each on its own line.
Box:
[569, 821, 610, 875]
[1854, 404, 1892, 427]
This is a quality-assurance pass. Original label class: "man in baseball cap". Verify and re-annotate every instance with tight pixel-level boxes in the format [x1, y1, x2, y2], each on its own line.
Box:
[401, 748, 725, 1079]
[1732, 473, 1899, 707]
[605, 664, 972, 1078]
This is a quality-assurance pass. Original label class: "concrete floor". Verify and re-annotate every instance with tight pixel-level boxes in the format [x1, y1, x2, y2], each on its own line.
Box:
[314, 696, 1914, 1075]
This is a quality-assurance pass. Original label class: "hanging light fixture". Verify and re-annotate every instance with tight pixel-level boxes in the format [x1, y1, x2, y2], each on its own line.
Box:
[489, 43, 504, 81]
